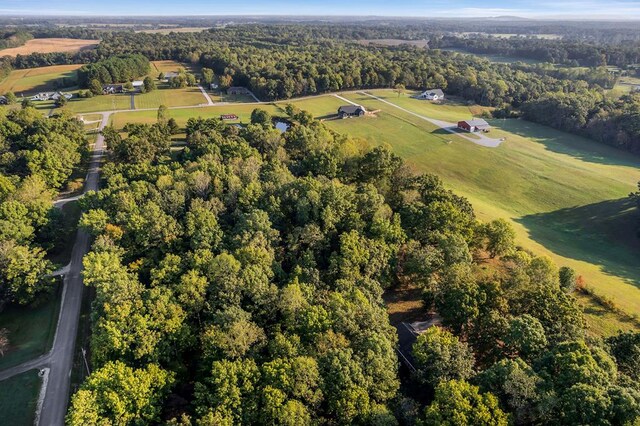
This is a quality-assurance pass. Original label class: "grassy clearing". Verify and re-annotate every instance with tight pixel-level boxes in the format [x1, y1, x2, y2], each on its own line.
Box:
[0, 286, 61, 370]
[0, 38, 98, 57]
[614, 75, 640, 94]
[441, 48, 544, 65]
[134, 86, 207, 109]
[0, 64, 81, 95]
[137, 27, 209, 34]
[0, 370, 41, 426]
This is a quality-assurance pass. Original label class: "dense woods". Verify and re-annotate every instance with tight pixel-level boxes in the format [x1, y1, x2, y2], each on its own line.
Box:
[77, 54, 150, 87]
[65, 108, 640, 424]
[0, 108, 87, 305]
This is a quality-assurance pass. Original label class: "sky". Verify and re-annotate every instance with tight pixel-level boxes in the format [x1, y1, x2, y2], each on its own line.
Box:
[1, 0, 640, 19]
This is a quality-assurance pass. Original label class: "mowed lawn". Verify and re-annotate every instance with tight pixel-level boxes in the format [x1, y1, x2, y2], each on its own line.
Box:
[64, 93, 132, 114]
[134, 86, 208, 109]
[0, 370, 41, 426]
[0, 288, 61, 370]
[328, 90, 640, 329]
[0, 64, 81, 94]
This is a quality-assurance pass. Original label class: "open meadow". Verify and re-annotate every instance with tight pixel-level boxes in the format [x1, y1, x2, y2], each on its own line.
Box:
[0, 64, 81, 95]
[0, 38, 98, 56]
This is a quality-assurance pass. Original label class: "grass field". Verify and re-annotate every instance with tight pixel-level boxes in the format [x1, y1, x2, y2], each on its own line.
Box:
[64, 93, 132, 113]
[0, 64, 81, 95]
[0, 370, 41, 426]
[150, 60, 188, 74]
[442, 48, 544, 65]
[0, 287, 61, 370]
[134, 86, 208, 109]
[614, 75, 640, 94]
[0, 38, 98, 57]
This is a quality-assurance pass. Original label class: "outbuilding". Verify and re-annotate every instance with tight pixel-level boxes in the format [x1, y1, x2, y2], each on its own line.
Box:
[457, 118, 491, 132]
[417, 89, 445, 101]
[338, 105, 366, 118]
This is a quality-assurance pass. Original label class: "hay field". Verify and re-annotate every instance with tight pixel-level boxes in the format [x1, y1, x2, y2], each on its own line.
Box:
[0, 38, 99, 56]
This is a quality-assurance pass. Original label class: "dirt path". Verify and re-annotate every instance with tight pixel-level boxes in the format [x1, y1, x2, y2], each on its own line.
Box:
[358, 91, 504, 148]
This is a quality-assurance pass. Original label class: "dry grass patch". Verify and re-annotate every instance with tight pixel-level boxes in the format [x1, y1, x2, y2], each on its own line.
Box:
[0, 38, 98, 56]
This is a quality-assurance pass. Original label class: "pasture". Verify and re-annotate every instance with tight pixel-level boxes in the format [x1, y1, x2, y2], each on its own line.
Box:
[0, 38, 98, 56]
[0, 370, 41, 426]
[0, 64, 81, 95]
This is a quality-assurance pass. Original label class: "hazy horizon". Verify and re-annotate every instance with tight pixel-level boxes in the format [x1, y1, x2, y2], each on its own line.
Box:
[1, 0, 640, 19]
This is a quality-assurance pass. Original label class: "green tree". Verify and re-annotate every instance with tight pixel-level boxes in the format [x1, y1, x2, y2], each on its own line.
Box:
[412, 326, 475, 388]
[143, 76, 156, 93]
[484, 218, 516, 258]
[5, 92, 16, 104]
[201, 67, 214, 85]
[504, 314, 548, 361]
[250, 108, 272, 127]
[66, 361, 174, 425]
[157, 104, 168, 124]
[559, 266, 577, 292]
[0, 240, 53, 305]
[424, 380, 510, 426]
[89, 79, 103, 96]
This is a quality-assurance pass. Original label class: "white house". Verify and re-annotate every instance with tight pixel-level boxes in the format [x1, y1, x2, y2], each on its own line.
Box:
[417, 89, 445, 101]
[132, 81, 144, 89]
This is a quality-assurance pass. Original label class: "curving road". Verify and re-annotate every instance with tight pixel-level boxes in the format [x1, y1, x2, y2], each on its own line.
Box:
[0, 112, 109, 426]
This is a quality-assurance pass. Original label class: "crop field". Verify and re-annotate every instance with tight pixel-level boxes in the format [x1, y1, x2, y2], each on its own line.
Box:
[0, 64, 81, 95]
[134, 86, 208, 109]
[0, 370, 41, 426]
[0, 38, 99, 57]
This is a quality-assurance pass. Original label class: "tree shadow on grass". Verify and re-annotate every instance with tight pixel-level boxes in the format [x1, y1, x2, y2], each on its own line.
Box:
[515, 197, 640, 288]
[491, 118, 640, 169]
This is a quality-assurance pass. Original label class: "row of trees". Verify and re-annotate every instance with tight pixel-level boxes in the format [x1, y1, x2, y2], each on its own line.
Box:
[433, 34, 640, 68]
[66, 106, 640, 424]
[0, 108, 87, 305]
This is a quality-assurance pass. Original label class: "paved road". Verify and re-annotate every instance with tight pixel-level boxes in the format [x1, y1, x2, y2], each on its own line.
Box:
[0, 112, 109, 426]
[358, 91, 504, 148]
[197, 85, 215, 106]
[40, 111, 109, 426]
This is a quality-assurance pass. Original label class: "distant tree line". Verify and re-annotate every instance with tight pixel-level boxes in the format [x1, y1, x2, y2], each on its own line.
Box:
[0, 30, 33, 50]
[433, 35, 640, 68]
